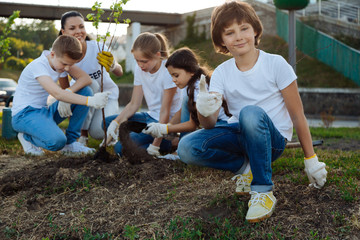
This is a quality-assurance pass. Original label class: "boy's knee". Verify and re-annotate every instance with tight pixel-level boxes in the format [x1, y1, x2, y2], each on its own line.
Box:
[76, 86, 93, 97]
[46, 135, 67, 151]
[239, 105, 265, 129]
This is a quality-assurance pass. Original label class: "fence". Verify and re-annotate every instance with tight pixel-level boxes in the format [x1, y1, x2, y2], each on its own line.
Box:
[276, 9, 360, 86]
[260, 0, 360, 25]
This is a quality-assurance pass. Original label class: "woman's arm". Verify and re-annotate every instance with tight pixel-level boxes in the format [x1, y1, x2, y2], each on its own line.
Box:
[113, 85, 144, 124]
[281, 81, 314, 158]
[168, 116, 197, 133]
[111, 62, 123, 77]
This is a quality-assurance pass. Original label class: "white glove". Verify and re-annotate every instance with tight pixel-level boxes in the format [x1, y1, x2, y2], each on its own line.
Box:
[147, 144, 160, 156]
[58, 88, 73, 118]
[142, 122, 168, 138]
[87, 91, 111, 109]
[99, 120, 119, 147]
[58, 101, 72, 118]
[196, 74, 222, 117]
[304, 154, 327, 189]
[107, 120, 119, 141]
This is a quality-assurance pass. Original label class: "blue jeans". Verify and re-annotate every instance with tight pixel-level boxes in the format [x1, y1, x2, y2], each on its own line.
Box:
[12, 87, 92, 151]
[104, 112, 172, 156]
[180, 94, 227, 139]
[177, 105, 286, 193]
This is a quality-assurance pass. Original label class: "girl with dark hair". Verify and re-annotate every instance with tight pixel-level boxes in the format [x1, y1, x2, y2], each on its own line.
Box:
[143, 47, 231, 142]
[58, 11, 123, 145]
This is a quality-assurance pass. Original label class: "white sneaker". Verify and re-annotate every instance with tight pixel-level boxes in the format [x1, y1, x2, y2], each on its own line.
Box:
[61, 141, 95, 155]
[17, 133, 44, 156]
[78, 136, 88, 146]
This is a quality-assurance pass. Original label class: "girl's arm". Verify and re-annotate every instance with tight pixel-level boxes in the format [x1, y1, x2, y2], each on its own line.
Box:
[151, 87, 178, 147]
[281, 81, 314, 158]
[168, 116, 197, 133]
[113, 85, 144, 124]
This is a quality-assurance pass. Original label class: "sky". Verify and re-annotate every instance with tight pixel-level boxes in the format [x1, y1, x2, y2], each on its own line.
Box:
[4, 0, 226, 36]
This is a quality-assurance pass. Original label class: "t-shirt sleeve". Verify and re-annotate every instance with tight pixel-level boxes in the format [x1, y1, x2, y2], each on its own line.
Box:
[32, 61, 52, 79]
[162, 70, 177, 90]
[133, 65, 142, 86]
[209, 67, 224, 95]
[274, 56, 297, 90]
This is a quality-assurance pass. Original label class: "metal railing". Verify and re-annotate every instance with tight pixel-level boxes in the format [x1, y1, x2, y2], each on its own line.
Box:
[261, 0, 360, 25]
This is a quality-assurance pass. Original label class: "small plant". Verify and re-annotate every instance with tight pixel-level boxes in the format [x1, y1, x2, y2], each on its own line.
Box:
[0, 10, 20, 63]
[320, 106, 335, 128]
[123, 225, 140, 240]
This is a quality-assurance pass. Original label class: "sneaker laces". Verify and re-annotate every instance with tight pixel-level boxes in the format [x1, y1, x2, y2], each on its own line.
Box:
[231, 173, 251, 186]
[249, 191, 273, 207]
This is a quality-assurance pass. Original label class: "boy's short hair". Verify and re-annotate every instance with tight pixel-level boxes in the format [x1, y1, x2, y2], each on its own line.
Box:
[211, 1, 263, 54]
[52, 35, 83, 60]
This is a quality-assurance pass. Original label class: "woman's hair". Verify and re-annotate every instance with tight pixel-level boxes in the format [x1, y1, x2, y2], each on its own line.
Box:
[58, 11, 91, 40]
[166, 47, 231, 126]
[52, 35, 83, 60]
[131, 32, 170, 59]
[211, 1, 263, 54]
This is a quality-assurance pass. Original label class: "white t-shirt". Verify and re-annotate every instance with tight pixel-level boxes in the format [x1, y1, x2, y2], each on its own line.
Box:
[210, 50, 297, 140]
[134, 60, 182, 121]
[12, 51, 68, 116]
[71, 40, 119, 100]
[184, 79, 229, 122]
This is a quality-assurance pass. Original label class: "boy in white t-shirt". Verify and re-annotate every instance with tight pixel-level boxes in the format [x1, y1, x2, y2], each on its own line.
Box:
[12, 35, 110, 156]
[177, 1, 327, 223]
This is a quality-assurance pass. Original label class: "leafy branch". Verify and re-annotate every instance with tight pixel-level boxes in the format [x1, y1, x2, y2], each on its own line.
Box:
[87, 0, 131, 148]
[0, 11, 20, 63]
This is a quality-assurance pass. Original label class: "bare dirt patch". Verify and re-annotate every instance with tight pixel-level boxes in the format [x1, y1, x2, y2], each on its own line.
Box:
[0, 133, 359, 239]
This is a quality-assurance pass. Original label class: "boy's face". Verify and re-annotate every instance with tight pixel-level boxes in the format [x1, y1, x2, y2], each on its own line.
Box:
[221, 20, 257, 57]
[167, 66, 194, 89]
[49, 52, 78, 73]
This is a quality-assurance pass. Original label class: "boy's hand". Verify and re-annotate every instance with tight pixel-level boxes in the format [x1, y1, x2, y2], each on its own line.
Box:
[142, 122, 168, 138]
[97, 51, 115, 72]
[196, 75, 222, 117]
[147, 144, 160, 156]
[87, 91, 111, 109]
[58, 101, 72, 118]
[304, 155, 327, 189]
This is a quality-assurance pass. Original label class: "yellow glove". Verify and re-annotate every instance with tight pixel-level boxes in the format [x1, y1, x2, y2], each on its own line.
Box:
[97, 51, 115, 72]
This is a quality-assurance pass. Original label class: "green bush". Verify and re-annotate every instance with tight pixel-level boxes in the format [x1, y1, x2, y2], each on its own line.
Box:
[4, 56, 26, 70]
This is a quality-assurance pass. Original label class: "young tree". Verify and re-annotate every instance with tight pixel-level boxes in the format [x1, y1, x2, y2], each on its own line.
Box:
[0, 11, 20, 63]
[87, 0, 131, 148]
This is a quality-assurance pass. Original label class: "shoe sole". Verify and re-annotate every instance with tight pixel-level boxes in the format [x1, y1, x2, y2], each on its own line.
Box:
[246, 202, 276, 223]
[236, 191, 250, 196]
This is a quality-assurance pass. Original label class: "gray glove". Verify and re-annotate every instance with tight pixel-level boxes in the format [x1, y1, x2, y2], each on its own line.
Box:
[142, 122, 168, 138]
[58, 88, 73, 118]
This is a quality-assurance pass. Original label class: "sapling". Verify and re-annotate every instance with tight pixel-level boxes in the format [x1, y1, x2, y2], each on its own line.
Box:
[87, 1, 130, 153]
[0, 11, 20, 63]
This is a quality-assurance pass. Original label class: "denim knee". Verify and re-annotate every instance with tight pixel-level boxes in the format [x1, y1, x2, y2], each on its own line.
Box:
[46, 134, 67, 151]
[77, 86, 93, 97]
[238, 106, 265, 135]
[177, 135, 200, 165]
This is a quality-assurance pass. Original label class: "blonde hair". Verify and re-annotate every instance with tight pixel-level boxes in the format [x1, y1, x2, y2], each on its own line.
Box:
[52, 35, 83, 60]
[211, 1, 263, 54]
[131, 32, 170, 59]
